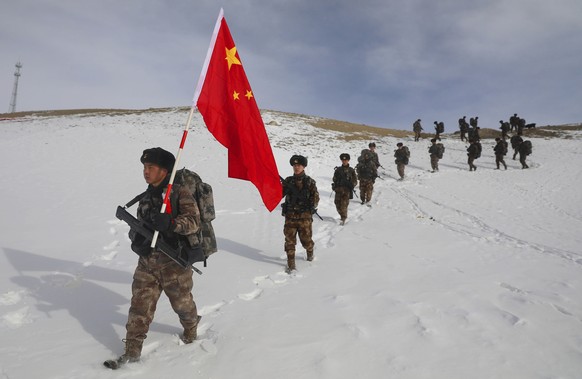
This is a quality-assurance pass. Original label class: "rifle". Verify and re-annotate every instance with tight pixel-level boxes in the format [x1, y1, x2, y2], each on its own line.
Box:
[280, 175, 323, 220]
[115, 206, 204, 275]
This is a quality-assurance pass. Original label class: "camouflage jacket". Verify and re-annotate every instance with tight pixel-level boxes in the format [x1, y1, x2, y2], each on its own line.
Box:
[333, 165, 358, 190]
[282, 173, 320, 218]
[131, 182, 201, 249]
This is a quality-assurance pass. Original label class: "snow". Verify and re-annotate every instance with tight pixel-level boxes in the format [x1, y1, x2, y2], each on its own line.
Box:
[1, 109, 581, 379]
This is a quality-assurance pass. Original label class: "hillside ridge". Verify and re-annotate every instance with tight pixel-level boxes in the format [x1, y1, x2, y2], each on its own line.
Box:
[2, 107, 581, 140]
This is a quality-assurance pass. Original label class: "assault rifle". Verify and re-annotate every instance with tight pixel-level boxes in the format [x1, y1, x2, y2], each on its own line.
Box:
[115, 206, 204, 274]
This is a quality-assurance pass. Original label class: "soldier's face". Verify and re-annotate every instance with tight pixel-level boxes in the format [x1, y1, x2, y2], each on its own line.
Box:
[293, 164, 304, 175]
[143, 163, 168, 187]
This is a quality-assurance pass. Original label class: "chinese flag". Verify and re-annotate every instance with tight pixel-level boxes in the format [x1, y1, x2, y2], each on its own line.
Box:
[195, 9, 282, 212]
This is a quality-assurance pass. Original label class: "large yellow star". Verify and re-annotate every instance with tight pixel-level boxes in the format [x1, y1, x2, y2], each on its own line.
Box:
[245, 90, 253, 100]
[225, 46, 241, 70]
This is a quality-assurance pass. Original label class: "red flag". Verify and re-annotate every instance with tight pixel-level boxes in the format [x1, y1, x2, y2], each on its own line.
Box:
[195, 9, 282, 212]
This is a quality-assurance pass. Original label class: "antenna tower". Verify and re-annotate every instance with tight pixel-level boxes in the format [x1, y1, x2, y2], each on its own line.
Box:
[9, 61, 23, 113]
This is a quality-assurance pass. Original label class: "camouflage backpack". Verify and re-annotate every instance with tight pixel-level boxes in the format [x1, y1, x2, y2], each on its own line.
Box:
[435, 143, 445, 159]
[356, 149, 378, 179]
[521, 140, 532, 155]
[174, 168, 218, 260]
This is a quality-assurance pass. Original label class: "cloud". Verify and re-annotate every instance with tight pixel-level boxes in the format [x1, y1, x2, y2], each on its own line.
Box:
[1, 0, 581, 127]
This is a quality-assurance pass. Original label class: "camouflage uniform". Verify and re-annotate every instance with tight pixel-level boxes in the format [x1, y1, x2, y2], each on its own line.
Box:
[282, 173, 319, 269]
[394, 144, 409, 179]
[332, 164, 358, 223]
[467, 142, 479, 171]
[428, 141, 442, 172]
[459, 117, 468, 142]
[518, 141, 531, 169]
[413, 119, 423, 142]
[125, 183, 201, 359]
[493, 138, 508, 170]
[356, 148, 379, 203]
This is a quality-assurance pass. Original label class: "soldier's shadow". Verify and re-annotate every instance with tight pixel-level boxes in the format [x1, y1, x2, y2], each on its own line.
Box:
[3, 248, 180, 353]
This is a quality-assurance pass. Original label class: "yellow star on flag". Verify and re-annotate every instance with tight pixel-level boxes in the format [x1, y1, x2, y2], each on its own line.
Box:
[245, 90, 253, 100]
[225, 46, 241, 70]
[233, 90, 240, 100]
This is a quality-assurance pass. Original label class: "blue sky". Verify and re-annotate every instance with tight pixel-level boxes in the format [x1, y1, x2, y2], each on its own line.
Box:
[2, 0, 581, 130]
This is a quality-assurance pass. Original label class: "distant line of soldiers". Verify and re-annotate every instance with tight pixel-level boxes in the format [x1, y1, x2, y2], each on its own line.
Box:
[281, 123, 535, 272]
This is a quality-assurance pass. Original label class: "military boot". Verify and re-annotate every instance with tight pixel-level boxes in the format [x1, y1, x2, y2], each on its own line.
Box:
[306, 251, 314, 261]
[181, 315, 202, 344]
[104, 339, 142, 369]
[286, 251, 296, 272]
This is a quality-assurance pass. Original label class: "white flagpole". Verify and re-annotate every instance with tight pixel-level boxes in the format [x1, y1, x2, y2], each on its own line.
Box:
[150, 8, 224, 250]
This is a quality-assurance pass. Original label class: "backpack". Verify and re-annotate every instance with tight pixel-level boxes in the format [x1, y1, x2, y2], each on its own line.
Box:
[521, 140, 532, 155]
[469, 142, 482, 159]
[437, 122, 444, 133]
[356, 149, 378, 179]
[395, 146, 410, 165]
[436, 143, 445, 159]
[174, 168, 218, 261]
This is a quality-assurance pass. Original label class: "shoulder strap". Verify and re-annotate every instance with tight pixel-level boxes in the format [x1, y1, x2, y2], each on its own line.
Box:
[124, 191, 148, 209]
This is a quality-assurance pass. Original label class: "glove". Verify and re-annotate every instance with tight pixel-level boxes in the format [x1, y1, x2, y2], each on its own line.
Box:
[153, 213, 174, 232]
[311, 208, 318, 215]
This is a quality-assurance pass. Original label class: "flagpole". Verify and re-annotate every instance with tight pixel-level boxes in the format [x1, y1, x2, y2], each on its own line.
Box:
[193, 8, 224, 106]
[151, 8, 225, 249]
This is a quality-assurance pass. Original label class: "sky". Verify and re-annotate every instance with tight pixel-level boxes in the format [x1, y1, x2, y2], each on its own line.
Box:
[1, 109, 581, 378]
[2, 0, 582, 129]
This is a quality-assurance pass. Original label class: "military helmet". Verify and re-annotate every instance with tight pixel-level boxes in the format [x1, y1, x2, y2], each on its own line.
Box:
[290, 154, 308, 167]
[339, 153, 350, 161]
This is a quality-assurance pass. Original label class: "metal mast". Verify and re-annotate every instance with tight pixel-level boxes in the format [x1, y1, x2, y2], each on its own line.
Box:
[9, 61, 22, 113]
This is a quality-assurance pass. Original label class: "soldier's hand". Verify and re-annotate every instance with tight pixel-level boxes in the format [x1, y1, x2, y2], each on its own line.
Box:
[153, 213, 174, 232]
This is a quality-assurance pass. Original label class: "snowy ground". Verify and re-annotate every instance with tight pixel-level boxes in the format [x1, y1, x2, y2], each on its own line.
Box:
[1, 109, 581, 379]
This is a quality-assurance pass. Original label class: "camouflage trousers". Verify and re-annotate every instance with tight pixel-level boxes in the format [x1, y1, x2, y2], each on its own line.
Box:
[468, 156, 477, 171]
[430, 155, 440, 171]
[284, 215, 314, 256]
[334, 187, 351, 221]
[519, 154, 529, 169]
[396, 163, 406, 179]
[125, 251, 198, 347]
[495, 154, 507, 169]
[359, 179, 374, 203]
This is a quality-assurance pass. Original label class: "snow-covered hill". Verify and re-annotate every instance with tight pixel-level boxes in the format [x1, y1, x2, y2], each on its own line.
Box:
[1, 109, 581, 379]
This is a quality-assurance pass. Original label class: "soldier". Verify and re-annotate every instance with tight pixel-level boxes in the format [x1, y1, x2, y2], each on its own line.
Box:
[281, 155, 320, 272]
[106, 147, 201, 369]
[368, 142, 381, 169]
[493, 137, 508, 170]
[394, 142, 410, 180]
[458, 116, 469, 142]
[517, 140, 532, 169]
[433, 121, 444, 141]
[510, 113, 518, 132]
[510, 134, 523, 160]
[413, 119, 423, 142]
[332, 153, 358, 225]
[428, 138, 444, 172]
[467, 139, 481, 171]
[499, 120, 510, 140]
[356, 145, 379, 204]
